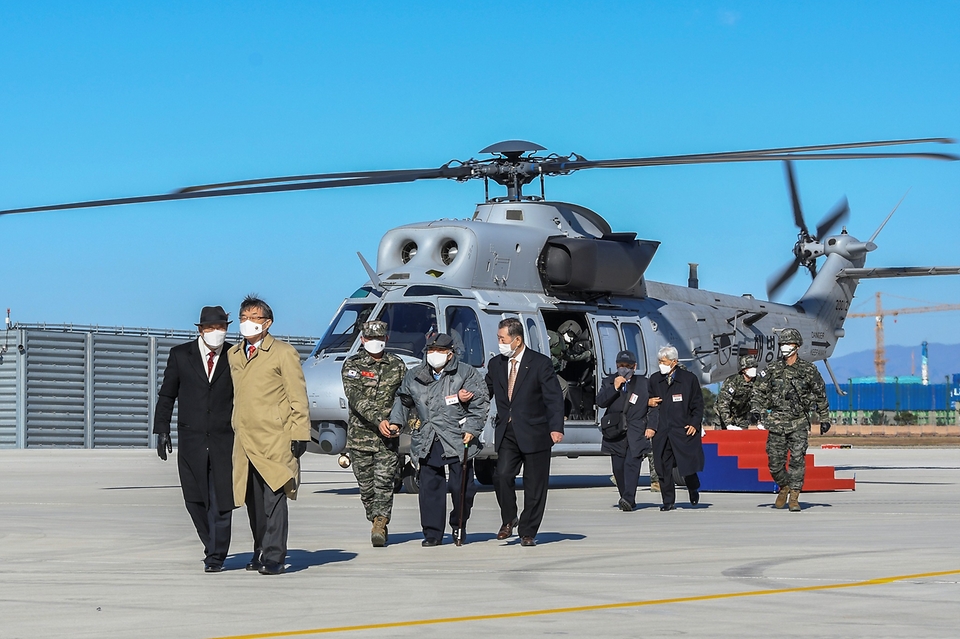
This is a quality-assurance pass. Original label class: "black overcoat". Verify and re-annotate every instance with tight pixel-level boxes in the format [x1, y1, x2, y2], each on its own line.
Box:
[647, 367, 705, 476]
[595, 373, 654, 458]
[485, 348, 564, 454]
[154, 339, 234, 508]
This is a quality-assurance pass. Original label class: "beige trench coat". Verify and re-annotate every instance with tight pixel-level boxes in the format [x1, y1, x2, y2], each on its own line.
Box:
[229, 333, 310, 506]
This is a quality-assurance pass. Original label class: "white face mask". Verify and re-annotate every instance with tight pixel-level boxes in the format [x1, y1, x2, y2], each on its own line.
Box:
[363, 339, 385, 355]
[780, 345, 797, 357]
[239, 320, 264, 339]
[745, 367, 757, 378]
[426, 351, 449, 370]
[202, 329, 226, 349]
[498, 341, 517, 358]
[658, 363, 673, 375]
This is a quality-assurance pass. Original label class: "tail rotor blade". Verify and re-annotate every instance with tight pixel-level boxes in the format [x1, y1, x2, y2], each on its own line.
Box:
[784, 161, 809, 236]
[767, 256, 802, 299]
[815, 197, 850, 239]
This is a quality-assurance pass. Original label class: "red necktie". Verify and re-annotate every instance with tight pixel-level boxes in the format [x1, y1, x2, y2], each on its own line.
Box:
[207, 350, 216, 379]
[247, 345, 256, 360]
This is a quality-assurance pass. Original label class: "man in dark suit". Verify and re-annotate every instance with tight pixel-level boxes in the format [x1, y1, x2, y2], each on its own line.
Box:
[645, 344, 705, 511]
[595, 349, 654, 512]
[485, 317, 564, 546]
[154, 305, 235, 572]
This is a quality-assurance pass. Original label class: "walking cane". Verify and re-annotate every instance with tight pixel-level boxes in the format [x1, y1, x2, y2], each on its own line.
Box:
[456, 441, 469, 547]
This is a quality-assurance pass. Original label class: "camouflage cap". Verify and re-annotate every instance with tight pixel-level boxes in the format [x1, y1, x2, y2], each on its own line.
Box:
[779, 327, 803, 346]
[361, 320, 388, 339]
[738, 354, 758, 371]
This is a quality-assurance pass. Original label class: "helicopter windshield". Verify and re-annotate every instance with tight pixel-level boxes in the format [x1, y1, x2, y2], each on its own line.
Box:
[376, 302, 438, 358]
[313, 303, 375, 354]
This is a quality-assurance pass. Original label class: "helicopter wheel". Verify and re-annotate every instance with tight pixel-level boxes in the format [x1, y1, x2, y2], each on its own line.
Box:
[400, 461, 420, 494]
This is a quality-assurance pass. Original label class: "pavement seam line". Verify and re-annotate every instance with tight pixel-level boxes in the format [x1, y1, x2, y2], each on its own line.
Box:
[208, 568, 960, 639]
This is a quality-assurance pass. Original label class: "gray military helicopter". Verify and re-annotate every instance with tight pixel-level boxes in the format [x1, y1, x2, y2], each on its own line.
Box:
[3, 137, 958, 490]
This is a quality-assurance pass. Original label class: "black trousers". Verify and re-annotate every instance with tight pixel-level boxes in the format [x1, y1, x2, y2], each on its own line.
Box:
[245, 462, 289, 566]
[495, 422, 551, 539]
[655, 437, 700, 507]
[610, 449, 644, 509]
[418, 438, 476, 542]
[183, 458, 232, 568]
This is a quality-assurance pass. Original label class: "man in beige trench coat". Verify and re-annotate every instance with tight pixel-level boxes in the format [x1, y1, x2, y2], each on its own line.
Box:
[229, 295, 310, 575]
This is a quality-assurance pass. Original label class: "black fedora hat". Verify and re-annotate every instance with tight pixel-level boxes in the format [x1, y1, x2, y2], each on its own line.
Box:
[196, 305, 231, 326]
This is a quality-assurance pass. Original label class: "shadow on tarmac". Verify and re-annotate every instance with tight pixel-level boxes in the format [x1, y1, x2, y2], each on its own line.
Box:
[223, 549, 358, 573]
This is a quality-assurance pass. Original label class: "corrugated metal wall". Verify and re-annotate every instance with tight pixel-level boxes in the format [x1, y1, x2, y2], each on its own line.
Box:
[0, 325, 319, 449]
[826, 382, 957, 411]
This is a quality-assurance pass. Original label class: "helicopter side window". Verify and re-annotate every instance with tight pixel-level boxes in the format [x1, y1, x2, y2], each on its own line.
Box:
[314, 303, 375, 354]
[596, 321, 622, 376]
[620, 323, 648, 376]
[377, 302, 438, 358]
[525, 317, 542, 355]
[445, 306, 484, 367]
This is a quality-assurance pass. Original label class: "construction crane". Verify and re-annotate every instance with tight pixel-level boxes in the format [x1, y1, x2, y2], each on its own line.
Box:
[847, 292, 960, 381]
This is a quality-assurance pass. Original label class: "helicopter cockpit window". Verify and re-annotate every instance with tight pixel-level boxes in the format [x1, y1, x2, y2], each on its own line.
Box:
[314, 303, 375, 354]
[445, 306, 484, 367]
[376, 302, 438, 358]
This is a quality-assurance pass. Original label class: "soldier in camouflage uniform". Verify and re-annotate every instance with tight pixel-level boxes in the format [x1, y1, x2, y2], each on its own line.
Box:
[750, 328, 831, 512]
[716, 355, 760, 430]
[341, 321, 407, 546]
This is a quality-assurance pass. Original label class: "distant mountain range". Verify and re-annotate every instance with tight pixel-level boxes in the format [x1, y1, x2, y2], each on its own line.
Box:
[816, 343, 960, 383]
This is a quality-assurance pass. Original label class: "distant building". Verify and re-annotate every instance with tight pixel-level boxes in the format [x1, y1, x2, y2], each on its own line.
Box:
[825, 376, 959, 426]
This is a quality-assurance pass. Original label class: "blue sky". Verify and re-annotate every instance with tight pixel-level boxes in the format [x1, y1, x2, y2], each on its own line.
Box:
[1, 2, 958, 357]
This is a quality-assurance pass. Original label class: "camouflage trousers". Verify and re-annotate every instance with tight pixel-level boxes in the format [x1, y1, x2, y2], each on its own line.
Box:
[351, 442, 399, 522]
[765, 424, 808, 490]
[645, 450, 659, 484]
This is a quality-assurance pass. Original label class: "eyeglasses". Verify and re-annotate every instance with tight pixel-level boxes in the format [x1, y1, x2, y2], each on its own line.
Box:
[240, 315, 267, 321]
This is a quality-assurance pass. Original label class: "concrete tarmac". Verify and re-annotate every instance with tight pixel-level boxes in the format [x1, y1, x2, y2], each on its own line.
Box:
[1, 448, 958, 638]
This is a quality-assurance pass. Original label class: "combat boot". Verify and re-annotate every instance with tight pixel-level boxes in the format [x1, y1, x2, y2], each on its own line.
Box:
[651, 481, 661, 493]
[788, 490, 801, 512]
[774, 487, 789, 509]
[371, 516, 388, 547]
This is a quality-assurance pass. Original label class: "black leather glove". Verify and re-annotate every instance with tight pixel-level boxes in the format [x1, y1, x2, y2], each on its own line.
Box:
[749, 412, 761, 425]
[819, 422, 831, 435]
[291, 440, 308, 459]
[156, 433, 172, 461]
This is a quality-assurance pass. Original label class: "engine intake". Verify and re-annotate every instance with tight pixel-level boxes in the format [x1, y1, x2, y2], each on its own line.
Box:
[539, 234, 660, 298]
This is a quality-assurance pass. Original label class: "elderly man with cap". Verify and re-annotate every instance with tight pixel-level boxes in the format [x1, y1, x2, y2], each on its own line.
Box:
[390, 333, 489, 546]
[341, 320, 407, 547]
[595, 349, 655, 512]
[750, 327, 830, 512]
[716, 355, 760, 430]
[153, 305, 235, 572]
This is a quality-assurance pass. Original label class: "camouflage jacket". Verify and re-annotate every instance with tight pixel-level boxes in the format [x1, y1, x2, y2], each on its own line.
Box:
[716, 373, 756, 428]
[750, 358, 830, 427]
[342, 350, 407, 453]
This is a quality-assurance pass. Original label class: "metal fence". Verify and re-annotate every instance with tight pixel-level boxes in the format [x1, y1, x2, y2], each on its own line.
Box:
[0, 324, 318, 449]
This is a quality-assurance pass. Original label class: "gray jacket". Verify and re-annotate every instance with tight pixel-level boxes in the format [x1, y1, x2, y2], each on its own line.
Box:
[389, 353, 490, 462]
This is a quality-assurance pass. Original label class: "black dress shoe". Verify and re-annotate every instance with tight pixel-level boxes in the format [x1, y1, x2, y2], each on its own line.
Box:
[246, 553, 263, 571]
[422, 538, 441, 547]
[689, 489, 700, 505]
[520, 536, 536, 547]
[659, 503, 676, 511]
[496, 518, 519, 540]
[618, 498, 634, 512]
[258, 561, 285, 575]
[204, 564, 223, 573]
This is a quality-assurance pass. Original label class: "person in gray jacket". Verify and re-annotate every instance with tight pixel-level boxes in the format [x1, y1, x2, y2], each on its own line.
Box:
[390, 333, 489, 546]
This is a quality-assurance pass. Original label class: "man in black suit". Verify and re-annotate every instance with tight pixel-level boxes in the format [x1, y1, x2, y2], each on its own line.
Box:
[595, 349, 654, 512]
[645, 344, 705, 511]
[485, 317, 564, 546]
[154, 306, 235, 572]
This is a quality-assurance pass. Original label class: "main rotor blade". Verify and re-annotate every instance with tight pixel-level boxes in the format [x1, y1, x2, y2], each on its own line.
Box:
[815, 197, 850, 239]
[767, 256, 802, 299]
[784, 161, 809, 236]
[0, 165, 474, 216]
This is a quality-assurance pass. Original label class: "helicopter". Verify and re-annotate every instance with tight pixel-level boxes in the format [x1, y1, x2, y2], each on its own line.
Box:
[3, 137, 958, 490]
